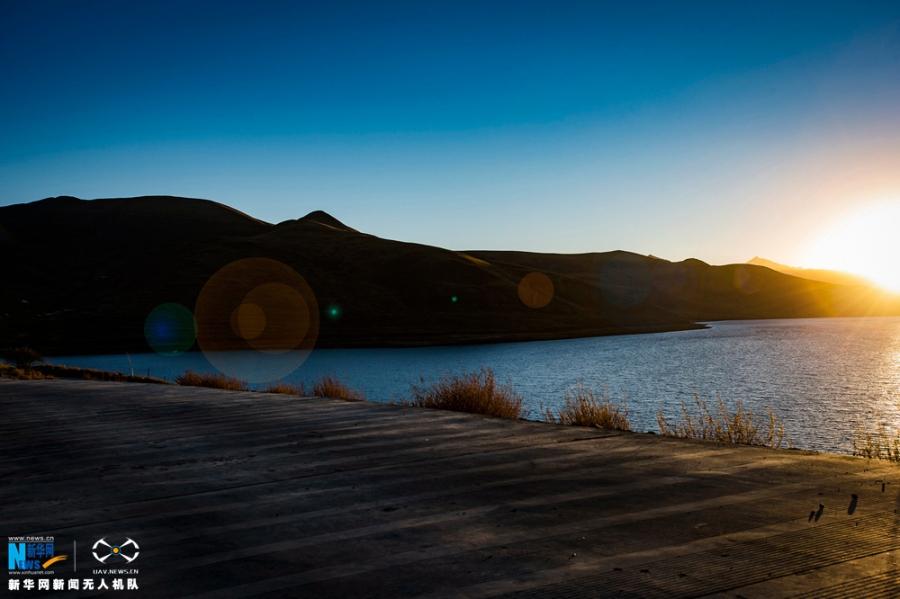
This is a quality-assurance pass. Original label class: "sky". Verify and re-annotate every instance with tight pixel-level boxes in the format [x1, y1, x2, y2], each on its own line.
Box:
[1, 1, 899, 266]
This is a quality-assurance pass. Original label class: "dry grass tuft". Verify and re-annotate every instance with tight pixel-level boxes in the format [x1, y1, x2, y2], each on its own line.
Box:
[547, 385, 631, 430]
[656, 395, 784, 448]
[263, 382, 307, 396]
[175, 370, 248, 391]
[410, 369, 522, 419]
[853, 424, 900, 462]
[311, 376, 364, 401]
[0, 363, 49, 380]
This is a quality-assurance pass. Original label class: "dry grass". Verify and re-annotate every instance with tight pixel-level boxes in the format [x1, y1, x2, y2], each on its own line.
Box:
[0, 362, 168, 384]
[175, 370, 248, 391]
[656, 395, 784, 448]
[39, 364, 167, 384]
[410, 369, 522, 420]
[0, 363, 48, 380]
[311, 376, 364, 401]
[546, 385, 631, 431]
[853, 423, 900, 462]
[263, 382, 307, 396]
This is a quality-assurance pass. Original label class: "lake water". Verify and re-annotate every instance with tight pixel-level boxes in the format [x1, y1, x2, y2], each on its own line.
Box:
[50, 317, 900, 454]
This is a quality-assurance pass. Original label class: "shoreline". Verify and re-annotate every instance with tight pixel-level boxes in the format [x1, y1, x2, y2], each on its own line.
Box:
[22, 312, 900, 358]
[11, 315, 896, 458]
[19, 322, 709, 358]
[0, 368, 858, 459]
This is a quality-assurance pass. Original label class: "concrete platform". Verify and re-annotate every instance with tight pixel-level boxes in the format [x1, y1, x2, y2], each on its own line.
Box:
[3, 379, 900, 597]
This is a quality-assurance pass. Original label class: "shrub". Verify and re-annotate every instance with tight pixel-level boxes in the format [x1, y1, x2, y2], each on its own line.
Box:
[1, 347, 42, 369]
[175, 370, 248, 391]
[0, 363, 48, 380]
[548, 385, 630, 431]
[656, 395, 784, 448]
[263, 382, 307, 396]
[311, 376, 364, 401]
[853, 424, 900, 462]
[410, 369, 522, 419]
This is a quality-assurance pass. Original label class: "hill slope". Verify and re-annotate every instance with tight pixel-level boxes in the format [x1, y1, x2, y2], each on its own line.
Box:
[1, 196, 898, 355]
[747, 257, 872, 287]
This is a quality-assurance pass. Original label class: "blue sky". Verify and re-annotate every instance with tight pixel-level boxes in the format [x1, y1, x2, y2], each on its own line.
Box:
[2, 1, 899, 264]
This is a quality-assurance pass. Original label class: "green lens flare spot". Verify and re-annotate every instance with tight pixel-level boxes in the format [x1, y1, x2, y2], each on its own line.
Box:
[450, 295, 459, 304]
[144, 302, 196, 355]
[327, 304, 342, 320]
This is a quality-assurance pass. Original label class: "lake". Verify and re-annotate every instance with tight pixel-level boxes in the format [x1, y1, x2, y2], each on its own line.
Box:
[50, 317, 900, 454]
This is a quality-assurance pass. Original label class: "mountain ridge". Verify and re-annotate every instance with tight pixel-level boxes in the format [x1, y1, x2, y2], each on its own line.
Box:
[1, 195, 897, 355]
[746, 256, 872, 287]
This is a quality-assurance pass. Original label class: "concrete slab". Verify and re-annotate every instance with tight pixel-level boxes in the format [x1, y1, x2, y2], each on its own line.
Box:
[3, 379, 899, 597]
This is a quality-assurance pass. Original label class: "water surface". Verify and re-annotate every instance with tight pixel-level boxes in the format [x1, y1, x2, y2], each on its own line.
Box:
[52, 317, 900, 453]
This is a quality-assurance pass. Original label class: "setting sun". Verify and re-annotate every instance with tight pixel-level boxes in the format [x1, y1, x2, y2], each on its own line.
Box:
[801, 201, 900, 294]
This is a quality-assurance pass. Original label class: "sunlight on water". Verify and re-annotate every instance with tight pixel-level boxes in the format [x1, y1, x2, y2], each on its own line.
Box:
[52, 317, 900, 454]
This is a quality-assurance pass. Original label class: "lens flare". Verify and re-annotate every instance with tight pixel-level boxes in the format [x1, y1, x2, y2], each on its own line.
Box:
[144, 303, 196, 355]
[517, 272, 554, 309]
[326, 304, 342, 320]
[232, 302, 267, 340]
[195, 258, 319, 383]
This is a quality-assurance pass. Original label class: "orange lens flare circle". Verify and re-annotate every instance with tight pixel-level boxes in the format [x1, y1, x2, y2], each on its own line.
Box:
[232, 302, 267, 341]
[195, 258, 319, 383]
[517, 272, 555, 309]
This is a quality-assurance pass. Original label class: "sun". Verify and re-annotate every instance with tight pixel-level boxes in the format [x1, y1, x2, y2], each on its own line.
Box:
[801, 201, 900, 294]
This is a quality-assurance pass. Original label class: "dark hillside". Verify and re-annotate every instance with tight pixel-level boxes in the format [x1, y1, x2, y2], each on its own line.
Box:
[1, 196, 897, 354]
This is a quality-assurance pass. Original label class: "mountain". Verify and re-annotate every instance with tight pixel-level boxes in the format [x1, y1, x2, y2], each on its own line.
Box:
[1, 196, 898, 355]
[747, 257, 872, 287]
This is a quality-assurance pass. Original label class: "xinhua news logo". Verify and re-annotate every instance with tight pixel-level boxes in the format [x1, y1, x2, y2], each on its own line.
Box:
[7, 536, 68, 573]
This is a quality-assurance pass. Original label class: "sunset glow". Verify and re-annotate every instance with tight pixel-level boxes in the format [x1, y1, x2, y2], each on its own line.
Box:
[802, 201, 900, 293]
